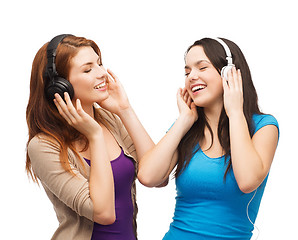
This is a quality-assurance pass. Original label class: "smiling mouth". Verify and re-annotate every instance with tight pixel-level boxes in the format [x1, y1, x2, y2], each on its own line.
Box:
[94, 81, 107, 90]
[192, 85, 206, 93]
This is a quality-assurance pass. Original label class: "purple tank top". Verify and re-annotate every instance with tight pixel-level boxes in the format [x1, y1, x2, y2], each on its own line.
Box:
[84, 148, 136, 240]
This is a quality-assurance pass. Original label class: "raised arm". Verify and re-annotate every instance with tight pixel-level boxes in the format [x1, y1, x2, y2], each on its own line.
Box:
[99, 69, 154, 159]
[137, 88, 198, 187]
[99, 72, 198, 187]
[54, 93, 115, 225]
[223, 68, 279, 193]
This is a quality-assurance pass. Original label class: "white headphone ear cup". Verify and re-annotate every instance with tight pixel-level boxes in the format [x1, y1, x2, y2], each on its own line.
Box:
[221, 65, 233, 79]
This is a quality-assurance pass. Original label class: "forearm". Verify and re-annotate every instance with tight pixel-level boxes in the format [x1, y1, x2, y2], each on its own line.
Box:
[118, 107, 154, 159]
[229, 112, 264, 193]
[138, 114, 192, 187]
[88, 134, 115, 224]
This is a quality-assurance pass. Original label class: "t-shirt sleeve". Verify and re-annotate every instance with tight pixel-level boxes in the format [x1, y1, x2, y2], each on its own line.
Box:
[253, 114, 280, 140]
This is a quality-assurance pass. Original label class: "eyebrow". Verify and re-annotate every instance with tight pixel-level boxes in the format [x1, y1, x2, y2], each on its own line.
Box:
[185, 60, 210, 69]
[80, 57, 101, 68]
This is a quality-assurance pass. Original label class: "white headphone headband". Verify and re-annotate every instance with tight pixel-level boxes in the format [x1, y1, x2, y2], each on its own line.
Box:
[212, 38, 233, 65]
[211, 37, 234, 79]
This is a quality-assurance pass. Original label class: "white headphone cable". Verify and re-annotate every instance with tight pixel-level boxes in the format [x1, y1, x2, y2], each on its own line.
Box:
[246, 189, 260, 240]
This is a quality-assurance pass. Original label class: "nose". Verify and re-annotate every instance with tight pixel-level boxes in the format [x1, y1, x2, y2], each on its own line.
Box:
[96, 65, 107, 79]
[187, 69, 200, 82]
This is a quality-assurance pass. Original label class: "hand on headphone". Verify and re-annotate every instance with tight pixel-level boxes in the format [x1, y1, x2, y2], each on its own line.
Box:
[222, 67, 244, 118]
[54, 92, 103, 140]
[176, 88, 198, 129]
[99, 69, 131, 116]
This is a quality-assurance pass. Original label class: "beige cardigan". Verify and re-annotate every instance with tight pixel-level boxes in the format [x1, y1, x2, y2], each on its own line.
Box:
[28, 108, 138, 240]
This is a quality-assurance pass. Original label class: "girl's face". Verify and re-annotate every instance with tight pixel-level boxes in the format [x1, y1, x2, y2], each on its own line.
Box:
[68, 46, 108, 106]
[185, 46, 223, 109]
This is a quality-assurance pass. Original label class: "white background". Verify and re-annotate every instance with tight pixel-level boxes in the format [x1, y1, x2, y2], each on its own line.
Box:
[1, 0, 297, 239]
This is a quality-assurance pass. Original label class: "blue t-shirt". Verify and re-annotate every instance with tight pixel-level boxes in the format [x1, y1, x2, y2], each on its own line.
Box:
[163, 114, 279, 240]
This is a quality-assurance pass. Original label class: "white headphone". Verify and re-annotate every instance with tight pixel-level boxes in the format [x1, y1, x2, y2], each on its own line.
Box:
[212, 38, 235, 80]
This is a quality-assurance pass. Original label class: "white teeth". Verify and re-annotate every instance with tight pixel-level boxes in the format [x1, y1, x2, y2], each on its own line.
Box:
[192, 85, 206, 92]
[94, 82, 106, 89]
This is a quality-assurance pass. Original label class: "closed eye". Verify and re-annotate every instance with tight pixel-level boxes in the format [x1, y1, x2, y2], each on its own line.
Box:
[84, 68, 92, 73]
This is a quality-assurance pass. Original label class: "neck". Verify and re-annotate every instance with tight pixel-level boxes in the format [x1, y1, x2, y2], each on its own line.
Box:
[85, 106, 95, 119]
[75, 100, 95, 119]
[204, 103, 223, 131]
[200, 104, 224, 154]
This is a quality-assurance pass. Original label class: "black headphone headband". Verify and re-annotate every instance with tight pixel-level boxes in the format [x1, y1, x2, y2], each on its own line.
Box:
[45, 34, 72, 79]
[44, 34, 75, 101]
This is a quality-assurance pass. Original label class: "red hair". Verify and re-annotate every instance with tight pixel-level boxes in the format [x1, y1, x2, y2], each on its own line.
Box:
[26, 35, 102, 182]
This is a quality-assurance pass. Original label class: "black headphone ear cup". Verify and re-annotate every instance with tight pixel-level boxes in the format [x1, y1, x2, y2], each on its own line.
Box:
[45, 77, 74, 101]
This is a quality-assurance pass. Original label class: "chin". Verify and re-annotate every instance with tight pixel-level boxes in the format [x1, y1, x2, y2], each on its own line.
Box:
[193, 98, 207, 108]
[96, 95, 109, 105]
[192, 93, 223, 108]
[97, 91, 109, 100]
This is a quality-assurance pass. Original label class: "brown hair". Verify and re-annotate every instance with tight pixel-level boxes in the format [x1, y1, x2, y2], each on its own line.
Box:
[26, 35, 102, 182]
[175, 38, 262, 179]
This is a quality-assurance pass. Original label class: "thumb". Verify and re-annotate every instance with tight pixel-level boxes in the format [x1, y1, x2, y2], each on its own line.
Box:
[190, 102, 196, 110]
[190, 102, 198, 120]
[76, 99, 85, 116]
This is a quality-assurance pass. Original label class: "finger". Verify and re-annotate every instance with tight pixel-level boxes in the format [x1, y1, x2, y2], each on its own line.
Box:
[53, 98, 64, 117]
[232, 67, 239, 90]
[176, 88, 184, 102]
[177, 88, 182, 98]
[178, 88, 192, 108]
[107, 68, 119, 83]
[106, 70, 120, 91]
[182, 88, 188, 102]
[57, 93, 79, 124]
[227, 68, 234, 89]
[54, 93, 69, 112]
[53, 94, 72, 124]
[64, 92, 74, 107]
[75, 98, 85, 117]
[106, 71, 115, 84]
[190, 102, 198, 120]
[190, 102, 197, 110]
[64, 92, 81, 118]
[237, 69, 243, 92]
[222, 75, 229, 93]
[185, 91, 192, 106]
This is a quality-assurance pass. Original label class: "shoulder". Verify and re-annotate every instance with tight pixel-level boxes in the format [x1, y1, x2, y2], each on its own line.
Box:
[94, 107, 123, 129]
[27, 134, 61, 169]
[252, 114, 279, 137]
[94, 107, 137, 160]
[94, 107, 130, 140]
[27, 134, 60, 154]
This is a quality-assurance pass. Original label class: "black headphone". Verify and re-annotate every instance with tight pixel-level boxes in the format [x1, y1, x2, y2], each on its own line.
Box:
[44, 34, 75, 101]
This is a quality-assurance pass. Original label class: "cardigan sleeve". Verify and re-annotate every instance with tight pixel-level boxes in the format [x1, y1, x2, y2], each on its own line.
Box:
[115, 115, 137, 161]
[28, 135, 94, 221]
[96, 108, 137, 161]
